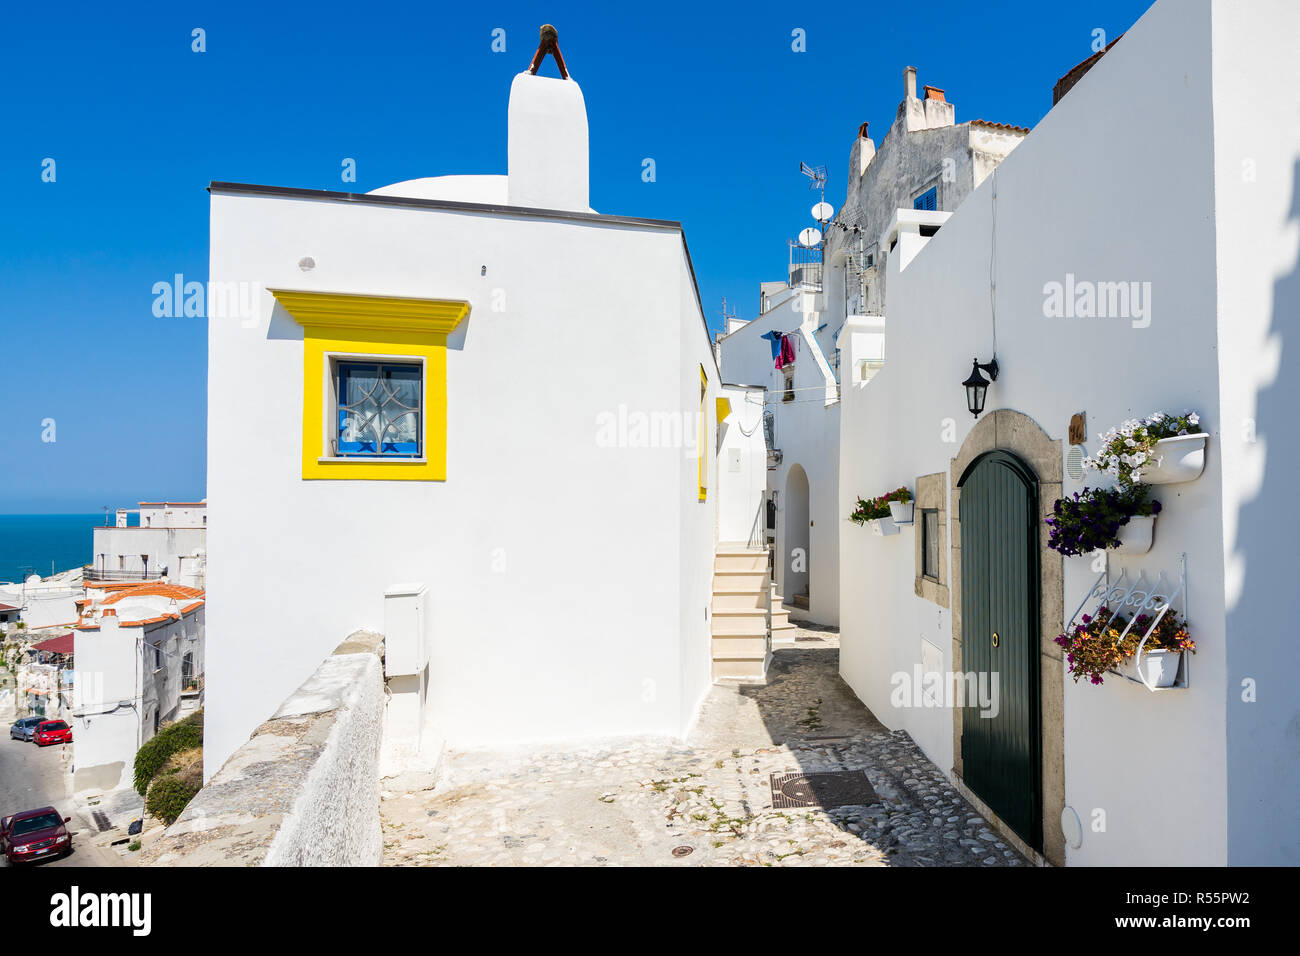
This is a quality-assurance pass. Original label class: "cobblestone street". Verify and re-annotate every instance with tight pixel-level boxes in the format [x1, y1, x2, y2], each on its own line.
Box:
[381, 626, 1027, 866]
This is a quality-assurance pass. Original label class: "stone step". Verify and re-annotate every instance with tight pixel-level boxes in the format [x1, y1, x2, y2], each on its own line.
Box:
[712, 589, 768, 611]
[714, 550, 768, 573]
[710, 634, 767, 659]
[712, 658, 767, 681]
[711, 608, 767, 637]
[714, 570, 768, 590]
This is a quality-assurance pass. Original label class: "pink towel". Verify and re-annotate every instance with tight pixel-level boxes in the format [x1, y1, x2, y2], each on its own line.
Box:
[775, 333, 797, 370]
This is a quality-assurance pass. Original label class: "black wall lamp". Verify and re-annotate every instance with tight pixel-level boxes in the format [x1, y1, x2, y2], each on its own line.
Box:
[963, 357, 999, 418]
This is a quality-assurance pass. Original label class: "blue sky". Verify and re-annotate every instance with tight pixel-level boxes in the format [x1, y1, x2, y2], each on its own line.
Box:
[0, 0, 1152, 512]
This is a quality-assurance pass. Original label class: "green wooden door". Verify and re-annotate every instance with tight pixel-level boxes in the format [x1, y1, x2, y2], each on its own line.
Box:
[959, 450, 1041, 851]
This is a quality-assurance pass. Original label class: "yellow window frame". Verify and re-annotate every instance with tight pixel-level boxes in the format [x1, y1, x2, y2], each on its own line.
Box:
[698, 364, 708, 501]
[270, 289, 469, 481]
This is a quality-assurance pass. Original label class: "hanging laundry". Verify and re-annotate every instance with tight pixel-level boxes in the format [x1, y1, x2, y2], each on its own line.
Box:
[775, 333, 797, 370]
[760, 330, 782, 360]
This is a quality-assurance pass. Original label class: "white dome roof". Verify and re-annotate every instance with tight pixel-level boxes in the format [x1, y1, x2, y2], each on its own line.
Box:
[367, 175, 508, 205]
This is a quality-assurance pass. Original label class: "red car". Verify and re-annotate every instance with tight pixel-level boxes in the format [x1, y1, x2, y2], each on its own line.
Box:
[1, 807, 73, 863]
[33, 720, 71, 746]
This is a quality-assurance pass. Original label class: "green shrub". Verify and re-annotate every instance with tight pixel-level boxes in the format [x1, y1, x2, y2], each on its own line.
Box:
[133, 710, 203, 796]
[145, 775, 199, 825]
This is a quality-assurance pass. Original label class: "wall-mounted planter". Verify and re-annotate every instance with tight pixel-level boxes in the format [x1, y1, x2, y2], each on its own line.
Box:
[1128, 648, 1183, 689]
[869, 516, 900, 536]
[1109, 515, 1155, 555]
[1142, 433, 1208, 485]
[888, 501, 914, 525]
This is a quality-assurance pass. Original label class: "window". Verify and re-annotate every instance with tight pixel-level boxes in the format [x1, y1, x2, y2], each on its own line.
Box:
[914, 186, 938, 211]
[269, 289, 468, 482]
[782, 367, 795, 403]
[921, 509, 940, 581]
[333, 361, 423, 458]
[913, 474, 949, 607]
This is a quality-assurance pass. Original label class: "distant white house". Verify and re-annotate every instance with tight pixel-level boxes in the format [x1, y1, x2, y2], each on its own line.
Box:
[71, 582, 205, 794]
[202, 36, 761, 780]
[90, 501, 207, 588]
[837, 0, 1300, 866]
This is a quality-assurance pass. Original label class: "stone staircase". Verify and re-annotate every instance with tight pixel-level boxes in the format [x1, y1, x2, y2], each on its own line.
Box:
[710, 545, 771, 680]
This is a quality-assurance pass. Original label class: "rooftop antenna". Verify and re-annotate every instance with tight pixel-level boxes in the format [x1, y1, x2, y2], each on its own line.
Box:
[799, 161, 827, 204]
[720, 296, 739, 327]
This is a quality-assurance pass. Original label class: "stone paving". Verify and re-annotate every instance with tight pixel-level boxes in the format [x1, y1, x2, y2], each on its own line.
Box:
[380, 624, 1027, 866]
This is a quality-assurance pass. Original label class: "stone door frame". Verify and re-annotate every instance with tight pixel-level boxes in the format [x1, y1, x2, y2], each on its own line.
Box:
[949, 408, 1066, 867]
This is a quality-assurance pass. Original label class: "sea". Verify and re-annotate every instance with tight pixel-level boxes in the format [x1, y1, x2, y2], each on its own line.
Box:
[0, 514, 105, 585]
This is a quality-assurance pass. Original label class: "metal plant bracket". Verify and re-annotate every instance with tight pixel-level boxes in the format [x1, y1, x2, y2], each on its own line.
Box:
[1065, 553, 1190, 691]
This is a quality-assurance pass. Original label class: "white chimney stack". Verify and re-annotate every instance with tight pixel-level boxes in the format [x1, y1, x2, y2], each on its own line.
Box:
[507, 26, 588, 213]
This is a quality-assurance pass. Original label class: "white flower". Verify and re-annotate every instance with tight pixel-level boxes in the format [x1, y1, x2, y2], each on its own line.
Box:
[1151, 412, 1166, 422]
[1131, 470, 1143, 483]
[1125, 438, 1137, 447]
[1188, 412, 1200, 426]
[1131, 452, 1147, 466]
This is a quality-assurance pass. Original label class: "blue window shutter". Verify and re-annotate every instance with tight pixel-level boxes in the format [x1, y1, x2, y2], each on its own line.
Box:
[914, 187, 937, 211]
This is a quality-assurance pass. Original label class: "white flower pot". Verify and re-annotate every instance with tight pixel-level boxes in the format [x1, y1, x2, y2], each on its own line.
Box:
[1140, 433, 1208, 485]
[1132, 648, 1182, 688]
[888, 501, 914, 525]
[1109, 515, 1154, 555]
[869, 516, 899, 537]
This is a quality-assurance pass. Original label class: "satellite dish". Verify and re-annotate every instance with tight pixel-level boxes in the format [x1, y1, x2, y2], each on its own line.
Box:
[798, 227, 822, 248]
[812, 201, 834, 222]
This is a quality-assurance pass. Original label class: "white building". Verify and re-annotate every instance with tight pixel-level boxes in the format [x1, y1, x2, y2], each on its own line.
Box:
[837, 0, 1300, 865]
[202, 41, 758, 779]
[90, 501, 207, 588]
[71, 582, 205, 793]
[0, 572, 82, 631]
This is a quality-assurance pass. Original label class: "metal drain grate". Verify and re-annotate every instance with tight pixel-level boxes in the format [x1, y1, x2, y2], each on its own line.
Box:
[770, 771, 879, 810]
[91, 811, 111, 833]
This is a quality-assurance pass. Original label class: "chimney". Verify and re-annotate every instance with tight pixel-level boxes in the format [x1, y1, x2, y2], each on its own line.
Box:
[116, 508, 127, 528]
[507, 25, 589, 212]
[923, 85, 945, 102]
[904, 66, 917, 100]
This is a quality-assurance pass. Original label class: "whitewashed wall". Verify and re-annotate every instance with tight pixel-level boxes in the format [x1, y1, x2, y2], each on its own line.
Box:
[839, 0, 1255, 865]
[715, 384, 768, 545]
[206, 192, 718, 777]
[1210, 0, 1300, 866]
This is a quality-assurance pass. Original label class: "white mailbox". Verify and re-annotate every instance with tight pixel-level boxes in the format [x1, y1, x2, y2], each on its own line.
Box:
[383, 583, 429, 677]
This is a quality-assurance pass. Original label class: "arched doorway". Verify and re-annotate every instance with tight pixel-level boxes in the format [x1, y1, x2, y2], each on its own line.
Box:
[784, 465, 810, 610]
[957, 449, 1041, 851]
[948, 408, 1065, 865]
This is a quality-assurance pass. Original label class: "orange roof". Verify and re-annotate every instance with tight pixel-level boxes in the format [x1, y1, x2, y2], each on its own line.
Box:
[971, 119, 1031, 135]
[101, 584, 204, 605]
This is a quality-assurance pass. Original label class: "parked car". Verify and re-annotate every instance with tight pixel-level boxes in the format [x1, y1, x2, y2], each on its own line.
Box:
[1, 807, 73, 864]
[8, 717, 43, 742]
[32, 720, 71, 746]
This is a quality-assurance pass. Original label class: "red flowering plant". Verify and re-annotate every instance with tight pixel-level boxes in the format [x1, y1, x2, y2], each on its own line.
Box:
[1055, 605, 1196, 685]
[849, 495, 890, 525]
[849, 487, 912, 525]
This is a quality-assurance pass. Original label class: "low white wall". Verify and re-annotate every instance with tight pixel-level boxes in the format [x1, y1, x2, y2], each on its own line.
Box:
[143, 633, 385, 868]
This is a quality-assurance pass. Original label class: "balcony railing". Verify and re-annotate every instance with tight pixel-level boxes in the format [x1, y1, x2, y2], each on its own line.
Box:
[83, 566, 165, 582]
